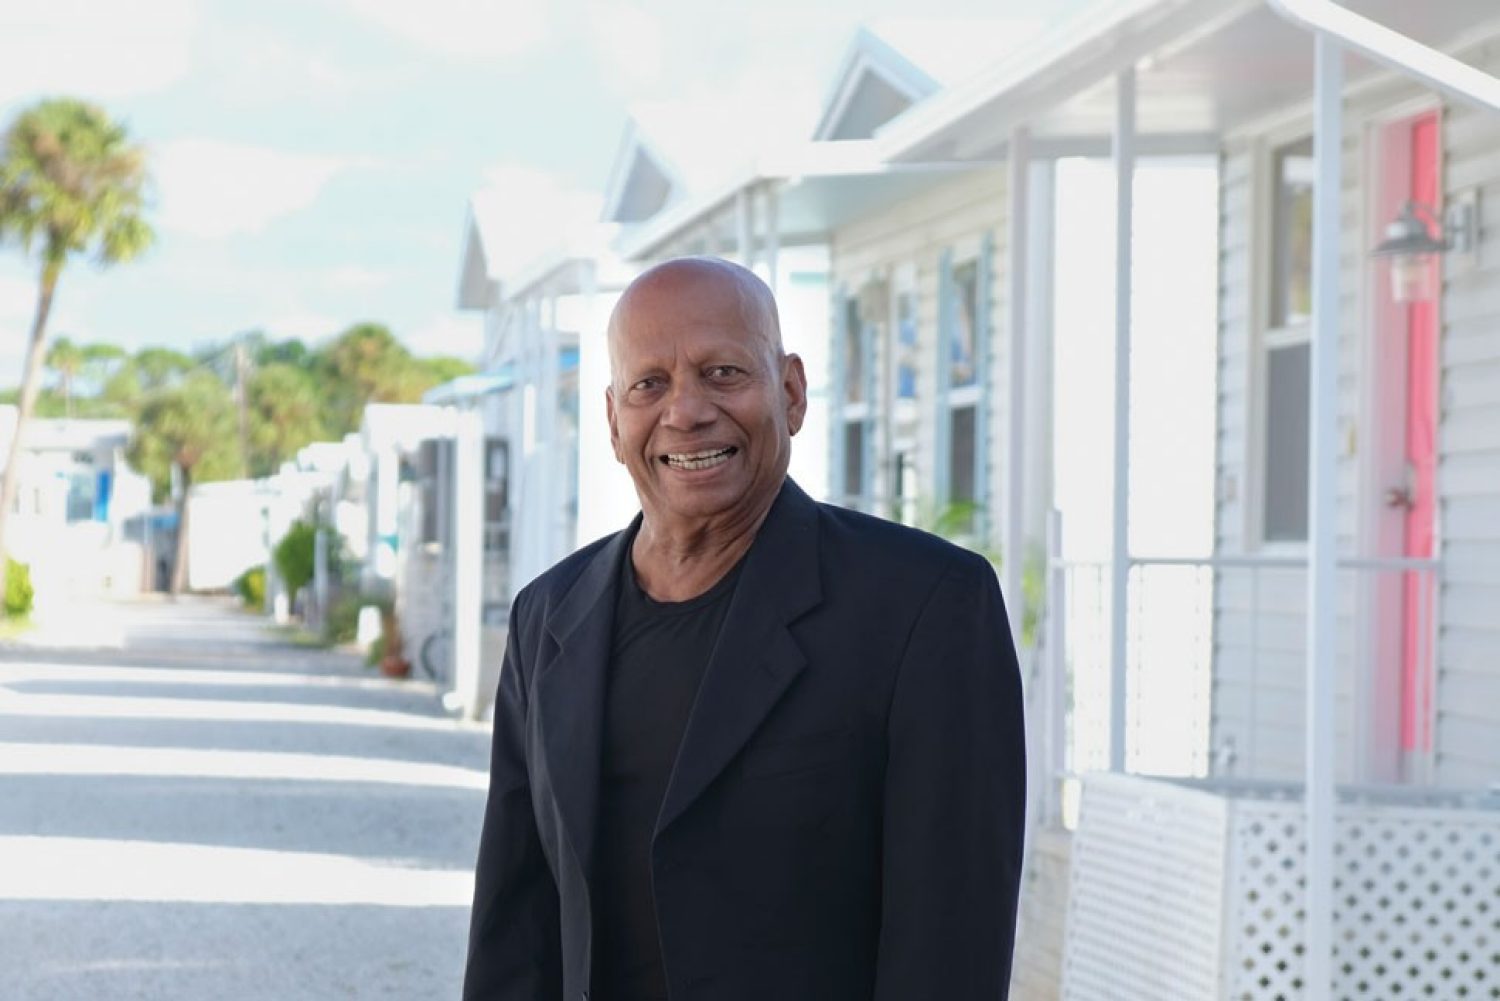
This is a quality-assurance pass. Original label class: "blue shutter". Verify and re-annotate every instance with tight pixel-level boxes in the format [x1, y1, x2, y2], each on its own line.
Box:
[935, 250, 954, 506]
[974, 232, 994, 542]
[95, 469, 113, 522]
[861, 308, 878, 510]
[830, 288, 847, 505]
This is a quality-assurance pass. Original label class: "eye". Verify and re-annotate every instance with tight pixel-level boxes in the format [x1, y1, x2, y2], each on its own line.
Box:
[630, 375, 664, 393]
[705, 365, 744, 381]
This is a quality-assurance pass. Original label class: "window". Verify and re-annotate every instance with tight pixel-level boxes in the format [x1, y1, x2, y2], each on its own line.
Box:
[483, 437, 509, 556]
[1260, 137, 1314, 544]
[66, 470, 96, 523]
[837, 288, 879, 509]
[940, 252, 986, 536]
[950, 261, 980, 389]
[1263, 343, 1310, 542]
[949, 404, 977, 508]
[1270, 138, 1315, 329]
[843, 298, 866, 406]
[417, 438, 453, 546]
[843, 424, 865, 506]
[894, 291, 918, 400]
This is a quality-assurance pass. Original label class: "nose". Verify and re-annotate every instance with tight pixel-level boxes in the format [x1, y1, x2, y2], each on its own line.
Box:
[661, 377, 716, 430]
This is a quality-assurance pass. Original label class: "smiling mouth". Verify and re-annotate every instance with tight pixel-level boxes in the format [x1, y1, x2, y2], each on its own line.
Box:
[661, 446, 738, 471]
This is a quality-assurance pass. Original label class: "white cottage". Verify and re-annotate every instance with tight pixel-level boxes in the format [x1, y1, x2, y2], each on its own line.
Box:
[0, 411, 152, 597]
[879, 0, 1500, 798]
[876, 0, 1500, 997]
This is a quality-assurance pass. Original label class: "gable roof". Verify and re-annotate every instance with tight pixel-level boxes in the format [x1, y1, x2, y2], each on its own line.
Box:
[598, 117, 682, 225]
[600, 86, 818, 229]
[456, 173, 608, 309]
[811, 26, 941, 142]
[812, 18, 1048, 142]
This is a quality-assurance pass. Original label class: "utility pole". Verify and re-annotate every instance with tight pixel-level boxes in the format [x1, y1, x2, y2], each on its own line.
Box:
[233, 339, 251, 477]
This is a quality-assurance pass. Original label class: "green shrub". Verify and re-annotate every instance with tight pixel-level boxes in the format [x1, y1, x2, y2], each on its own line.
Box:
[234, 566, 266, 610]
[365, 634, 386, 668]
[273, 520, 317, 599]
[325, 591, 361, 645]
[4, 559, 33, 617]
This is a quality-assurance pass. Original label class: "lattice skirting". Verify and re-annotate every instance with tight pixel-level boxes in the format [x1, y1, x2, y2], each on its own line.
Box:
[1061, 773, 1500, 1001]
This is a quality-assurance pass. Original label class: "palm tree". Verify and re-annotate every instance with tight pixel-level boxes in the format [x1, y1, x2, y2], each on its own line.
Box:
[44, 336, 84, 417]
[0, 98, 153, 586]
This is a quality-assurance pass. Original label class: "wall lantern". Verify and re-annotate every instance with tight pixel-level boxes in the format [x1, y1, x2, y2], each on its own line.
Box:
[1370, 196, 1478, 304]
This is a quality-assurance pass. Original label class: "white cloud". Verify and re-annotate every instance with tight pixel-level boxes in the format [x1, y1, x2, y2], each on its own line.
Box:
[0, 0, 198, 106]
[586, 1, 665, 92]
[323, 266, 391, 292]
[333, 0, 550, 59]
[408, 313, 483, 360]
[0, 274, 35, 386]
[471, 164, 603, 280]
[261, 312, 344, 342]
[0, 274, 34, 327]
[200, 25, 366, 107]
[152, 140, 363, 239]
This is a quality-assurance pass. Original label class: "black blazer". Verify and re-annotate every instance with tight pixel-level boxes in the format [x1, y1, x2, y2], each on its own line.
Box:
[464, 479, 1026, 1001]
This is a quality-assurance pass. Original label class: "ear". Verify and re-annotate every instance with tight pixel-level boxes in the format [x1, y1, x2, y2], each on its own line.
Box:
[782, 353, 808, 437]
[606, 385, 624, 463]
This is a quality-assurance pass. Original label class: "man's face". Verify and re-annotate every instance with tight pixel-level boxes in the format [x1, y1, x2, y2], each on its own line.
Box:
[606, 263, 807, 532]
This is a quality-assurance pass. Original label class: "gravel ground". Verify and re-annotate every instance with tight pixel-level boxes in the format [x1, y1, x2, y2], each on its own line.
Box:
[0, 597, 493, 1000]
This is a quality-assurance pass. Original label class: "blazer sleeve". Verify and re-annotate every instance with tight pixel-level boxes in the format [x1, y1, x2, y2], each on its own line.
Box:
[872, 551, 1027, 1000]
[463, 597, 564, 1001]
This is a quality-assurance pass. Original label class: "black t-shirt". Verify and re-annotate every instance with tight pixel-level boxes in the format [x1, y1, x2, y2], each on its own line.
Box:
[590, 543, 745, 1001]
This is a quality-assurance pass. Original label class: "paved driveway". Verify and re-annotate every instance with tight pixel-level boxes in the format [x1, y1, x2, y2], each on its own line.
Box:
[0, 597, 492, 999]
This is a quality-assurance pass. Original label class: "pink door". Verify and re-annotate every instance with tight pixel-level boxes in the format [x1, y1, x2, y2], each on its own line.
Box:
[1400, 112, 1440, 759]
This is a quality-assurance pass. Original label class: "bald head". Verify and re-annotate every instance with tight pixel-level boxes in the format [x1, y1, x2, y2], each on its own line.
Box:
[602, 253, 808, 538]
[607, 257, 783, 381]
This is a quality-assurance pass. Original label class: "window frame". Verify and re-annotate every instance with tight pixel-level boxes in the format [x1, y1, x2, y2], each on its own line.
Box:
[1250, 132, 1317, 552]
[935, 239, 992, 539]
[832, 286, 879, 511]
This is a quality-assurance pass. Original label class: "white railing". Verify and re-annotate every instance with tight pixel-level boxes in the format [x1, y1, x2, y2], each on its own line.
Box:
[1038, 519, 1442, 827]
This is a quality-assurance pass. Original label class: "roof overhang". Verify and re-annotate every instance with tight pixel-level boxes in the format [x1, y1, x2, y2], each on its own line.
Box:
[878, 0, 1500, 163]
[614, 140, 997, 263]
[499, 230, 633, 303]
[422, 369, 516, 407]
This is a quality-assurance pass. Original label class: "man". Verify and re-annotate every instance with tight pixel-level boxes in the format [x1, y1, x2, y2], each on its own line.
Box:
[464, 257, 1025, 1001]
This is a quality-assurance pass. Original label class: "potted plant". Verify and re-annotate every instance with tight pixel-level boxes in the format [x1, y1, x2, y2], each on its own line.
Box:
[363, 581, 410, 678]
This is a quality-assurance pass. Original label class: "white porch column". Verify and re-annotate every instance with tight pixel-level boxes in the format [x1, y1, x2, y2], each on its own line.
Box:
[451, 403, 485, 720]
[1004, 126, 1031, 647]
[763, 185, 780, 295]
[1305, 32, 1344, 1001]
[1024, 160, 1057, 563]
[735, 188, 754, 270]
[538, 298, 560, 563]
[1107, 68, 1136, 774]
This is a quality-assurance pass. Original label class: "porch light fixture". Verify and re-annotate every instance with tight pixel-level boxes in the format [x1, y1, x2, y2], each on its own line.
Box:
[1371, 197, 1478, 303]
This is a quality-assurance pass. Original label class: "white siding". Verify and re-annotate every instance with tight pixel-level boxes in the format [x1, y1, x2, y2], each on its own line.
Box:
[1435, 36, 1500, 781]
[828, 170, 1009, 533]
[1212, 32, 1500, 786]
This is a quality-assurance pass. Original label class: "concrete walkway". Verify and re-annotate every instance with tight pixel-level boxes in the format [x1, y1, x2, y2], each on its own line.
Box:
[0, 596, 492, 999]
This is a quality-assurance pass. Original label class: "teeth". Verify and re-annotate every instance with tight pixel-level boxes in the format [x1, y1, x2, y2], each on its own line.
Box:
[665, 447, 734, 470]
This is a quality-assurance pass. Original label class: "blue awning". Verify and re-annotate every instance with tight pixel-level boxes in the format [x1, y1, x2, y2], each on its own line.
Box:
[422, 363, 517, 405]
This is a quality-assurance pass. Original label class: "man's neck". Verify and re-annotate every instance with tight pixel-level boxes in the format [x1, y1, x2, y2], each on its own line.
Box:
[631, 503, 772, 603]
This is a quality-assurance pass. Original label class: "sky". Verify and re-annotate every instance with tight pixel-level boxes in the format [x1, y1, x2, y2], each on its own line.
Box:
[0, 0, 1091, 387]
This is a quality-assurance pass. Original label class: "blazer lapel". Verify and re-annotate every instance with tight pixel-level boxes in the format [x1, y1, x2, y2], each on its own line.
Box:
[655, 480, 823, 837]
[534, 520, 635, 882]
